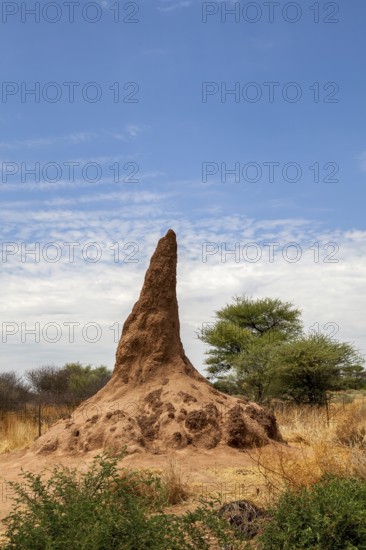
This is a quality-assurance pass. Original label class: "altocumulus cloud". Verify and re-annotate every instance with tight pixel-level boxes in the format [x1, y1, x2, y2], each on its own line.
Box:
[1, 206, 365, 375]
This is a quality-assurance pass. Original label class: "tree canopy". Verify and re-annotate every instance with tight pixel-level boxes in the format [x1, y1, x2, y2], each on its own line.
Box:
[199, 295, 302, 378]
[199, 295, 365, 405]
[271, 334, 364, 405]
[25, 362, 112, 404]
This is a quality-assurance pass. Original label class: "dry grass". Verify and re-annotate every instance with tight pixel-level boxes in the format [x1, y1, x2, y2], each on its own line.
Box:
[2, 394, 366, 509]
[274, 396, 366, 450]
[240, 395, 366, 505]
[0, 413, 38, 453]
[0, 404, 73, 453]
[160, 457, 190, 505]
[273, 396, 366, 447]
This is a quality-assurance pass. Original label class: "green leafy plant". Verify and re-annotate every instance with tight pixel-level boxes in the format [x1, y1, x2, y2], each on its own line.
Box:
[258, 475, 366, 549]
[271, 334, 363, 405]
[1, 451, 244, 549]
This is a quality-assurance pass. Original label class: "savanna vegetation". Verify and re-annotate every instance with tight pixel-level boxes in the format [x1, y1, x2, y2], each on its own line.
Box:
[1, 296, 366, 548]
[0, 362, 112, 452]
[199, 295, 365, 405]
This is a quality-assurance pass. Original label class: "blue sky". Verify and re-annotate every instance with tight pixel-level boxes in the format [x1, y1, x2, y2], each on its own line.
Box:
[1, 1, 365, 376]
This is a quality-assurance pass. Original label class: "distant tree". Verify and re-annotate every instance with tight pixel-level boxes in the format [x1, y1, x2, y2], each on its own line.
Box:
[64, 363, 112, 401]
[211, 376, 240, 396]
[26, 363, 112, 404]
[0, 372, 31, 411]
[339, 364, 366, 390]
[26, 365, 69, 402]
[271, 334, 365, 405]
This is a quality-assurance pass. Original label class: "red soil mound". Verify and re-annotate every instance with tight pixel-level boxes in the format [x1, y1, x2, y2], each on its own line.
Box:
[33, 229, 282, 457]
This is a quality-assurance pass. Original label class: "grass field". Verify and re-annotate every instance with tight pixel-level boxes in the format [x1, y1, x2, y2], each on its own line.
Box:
[0, 403, 75, 453]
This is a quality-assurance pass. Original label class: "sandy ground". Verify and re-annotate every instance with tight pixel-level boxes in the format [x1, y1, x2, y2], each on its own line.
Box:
[0, 440, 295, 529]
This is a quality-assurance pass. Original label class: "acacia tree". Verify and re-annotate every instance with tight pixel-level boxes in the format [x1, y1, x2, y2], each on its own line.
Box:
[231, 332, 284, 402]
[198, 296, 303, 394]
[199, 295, 365, 405]
[271, 334, 364, 405]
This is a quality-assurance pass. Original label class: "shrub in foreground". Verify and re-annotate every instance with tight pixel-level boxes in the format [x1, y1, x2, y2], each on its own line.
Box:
[1, 451, 243, 550]
[258, 475, 366, 549]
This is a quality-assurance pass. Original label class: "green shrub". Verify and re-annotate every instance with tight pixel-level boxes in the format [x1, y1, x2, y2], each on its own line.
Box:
[25, 363, 112, 404]
[258, 475, 366, 549]
[1, 451, 242, 550]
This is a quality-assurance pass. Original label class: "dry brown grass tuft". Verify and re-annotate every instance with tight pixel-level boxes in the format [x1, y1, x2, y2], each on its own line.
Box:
[160, 457, 190, 505]
[119, 459, 190, 507]
[334, 400, 366, 446]
[242, 444, 319, 505]
[114, 467, 168, 508]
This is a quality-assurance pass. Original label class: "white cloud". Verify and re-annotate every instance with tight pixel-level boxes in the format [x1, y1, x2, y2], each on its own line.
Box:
[67, 132, 98, 144]
[0, 132, 96, 150]
[0, 126, 143, 151]
[157, 0, 192, 13]
[1, 211, 365, 377]
[125, 124, 143, 138]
